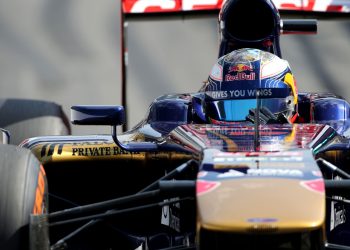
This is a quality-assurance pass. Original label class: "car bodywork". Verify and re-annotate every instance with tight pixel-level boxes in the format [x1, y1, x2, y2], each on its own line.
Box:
[8, 0, 350, 249]
[22, 90, 350, 249]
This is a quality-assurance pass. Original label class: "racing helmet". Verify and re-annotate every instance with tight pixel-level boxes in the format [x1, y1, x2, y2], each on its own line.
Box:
[198, 48, 298, 124]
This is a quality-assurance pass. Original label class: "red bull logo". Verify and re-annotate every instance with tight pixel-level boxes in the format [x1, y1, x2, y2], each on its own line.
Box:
[225, 72, 256, 81]
[229, 64, 253, 73]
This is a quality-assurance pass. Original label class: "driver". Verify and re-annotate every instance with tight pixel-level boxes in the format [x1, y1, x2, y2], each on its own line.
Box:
[195, 48, 298, 125]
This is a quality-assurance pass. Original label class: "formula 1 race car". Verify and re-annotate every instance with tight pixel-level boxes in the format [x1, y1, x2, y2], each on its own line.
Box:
[2, 0, 350, 250]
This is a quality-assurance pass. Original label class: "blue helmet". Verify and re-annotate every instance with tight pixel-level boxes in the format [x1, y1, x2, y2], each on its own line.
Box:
[197, 48, 298, 124]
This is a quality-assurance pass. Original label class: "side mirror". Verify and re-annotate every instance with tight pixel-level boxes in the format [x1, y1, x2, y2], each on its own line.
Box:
[70, 105, 189, 153]
[71, 105, 125, 126]
[71, 105, 138, 151]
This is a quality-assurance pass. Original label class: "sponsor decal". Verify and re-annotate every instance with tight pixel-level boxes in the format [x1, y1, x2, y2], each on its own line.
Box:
[247, 168, 303, 177]
[215, 151, 303, 157]
[213, 155, 303, 163]
[199, 125, 252, 131]
[41, 143, 64, 157]
[123, 0, 223, 13]
[247, 218, 278, 223]
[225, 72, 256, 81]
[206, 88, 272, 99]
[196, 179, 220, 195]
[218, 169, 245, 178]
[39, 143, 140, 157]
[330, 175, 346, 231]
[124, 0, 179, 13]
[207, 91, 228, 99]
[161, 198, 181, 232]
[214, 162, 305, 170]
[122, 0, 350, 13]
[330, 200, 346, 231]
[71, 146, 134, 156]
[228, 130, 290, 136]
[215, 167, 304, 178]
[228, 64, 253, 73]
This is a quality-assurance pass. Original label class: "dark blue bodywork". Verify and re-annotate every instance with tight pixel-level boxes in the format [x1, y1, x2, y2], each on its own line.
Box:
[143, 92, 350, 137]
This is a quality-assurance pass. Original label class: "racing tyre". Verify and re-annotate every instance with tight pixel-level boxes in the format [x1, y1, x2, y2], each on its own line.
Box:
[0, 98, 71, 145]
[0, 144, 47, 250]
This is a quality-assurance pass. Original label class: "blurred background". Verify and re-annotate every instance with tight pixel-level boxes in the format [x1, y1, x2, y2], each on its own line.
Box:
[0, 1, 349, 134]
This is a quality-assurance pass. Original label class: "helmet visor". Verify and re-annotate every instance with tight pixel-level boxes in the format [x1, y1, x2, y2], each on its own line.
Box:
[206, 97, 294, 122]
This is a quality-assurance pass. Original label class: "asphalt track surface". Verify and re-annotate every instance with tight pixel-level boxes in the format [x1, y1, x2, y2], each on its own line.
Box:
[0, 1, 349, 134]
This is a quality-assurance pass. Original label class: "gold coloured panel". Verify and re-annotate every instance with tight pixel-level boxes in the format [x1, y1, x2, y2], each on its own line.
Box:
[197, 178, 325, 233]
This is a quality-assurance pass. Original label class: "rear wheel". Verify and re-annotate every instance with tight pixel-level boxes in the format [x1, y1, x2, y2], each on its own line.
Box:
[0, 144, 47, 250]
